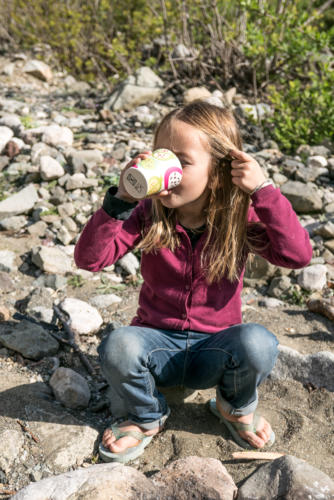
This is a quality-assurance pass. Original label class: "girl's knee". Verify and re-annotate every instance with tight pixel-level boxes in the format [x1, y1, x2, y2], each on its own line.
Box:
[237, 323, 278, 370]
[98, 327, 147, 374]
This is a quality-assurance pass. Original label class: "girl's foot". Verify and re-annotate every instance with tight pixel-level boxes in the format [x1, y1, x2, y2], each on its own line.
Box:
[216, 397, 273, 449]
[102, 421, 160, 454]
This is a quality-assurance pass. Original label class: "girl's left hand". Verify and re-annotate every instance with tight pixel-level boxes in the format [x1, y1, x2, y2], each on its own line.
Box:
[229, 149, 266, 194]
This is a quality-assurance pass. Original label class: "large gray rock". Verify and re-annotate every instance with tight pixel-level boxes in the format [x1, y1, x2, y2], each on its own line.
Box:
[104, 67, 164, 111]
[280, 181, 323, 213]
[0, 184, 38, 219]
[0, 320, 59, 360]
[11, 463, 156, 500]
[237, 455, 334, 499]
[31, 246, 72, 274]
[24, 405, 99, 473]
[50, 367, 91, 409]
[272, 345, 334, 392]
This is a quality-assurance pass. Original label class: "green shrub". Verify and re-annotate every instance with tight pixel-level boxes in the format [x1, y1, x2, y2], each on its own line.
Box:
[1, 0, 333, 150]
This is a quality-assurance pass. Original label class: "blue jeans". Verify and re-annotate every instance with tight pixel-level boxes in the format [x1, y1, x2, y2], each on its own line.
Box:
[98, 323, 278, 430]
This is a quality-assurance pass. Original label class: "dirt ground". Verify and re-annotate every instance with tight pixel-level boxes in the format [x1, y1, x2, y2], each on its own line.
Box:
[1, 232, 334, 486]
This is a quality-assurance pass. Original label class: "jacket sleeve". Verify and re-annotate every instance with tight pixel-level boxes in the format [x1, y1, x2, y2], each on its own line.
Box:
[247, 184, 313, 268]
[74, 187, 146, 272]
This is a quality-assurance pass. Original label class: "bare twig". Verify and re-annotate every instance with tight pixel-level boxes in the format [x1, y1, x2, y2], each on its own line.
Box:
[303, 0, 334, 26]
[16, 419, 39, 443]
[53, 304, 95, 375]
[232, 451, 285, 460]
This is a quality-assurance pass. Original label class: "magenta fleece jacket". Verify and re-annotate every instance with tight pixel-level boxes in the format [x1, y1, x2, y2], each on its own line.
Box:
[74, 185, 312, 334]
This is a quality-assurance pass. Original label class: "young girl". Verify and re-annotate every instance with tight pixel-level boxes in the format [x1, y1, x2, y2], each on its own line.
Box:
[74, 100, 312, 463]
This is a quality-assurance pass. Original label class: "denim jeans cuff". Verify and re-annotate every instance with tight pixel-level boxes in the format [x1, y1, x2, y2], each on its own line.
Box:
[128, 407, 170, 430]
[216, 388, 258, 417]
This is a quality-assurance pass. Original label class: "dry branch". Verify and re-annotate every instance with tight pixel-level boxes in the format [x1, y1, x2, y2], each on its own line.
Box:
[53, 304, 95, 375]
[307, 298, 334, 322]
[232, 451, 285, 460]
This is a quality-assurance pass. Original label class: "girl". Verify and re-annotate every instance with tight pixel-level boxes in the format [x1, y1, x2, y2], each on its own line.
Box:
[74, 100, 312, 463]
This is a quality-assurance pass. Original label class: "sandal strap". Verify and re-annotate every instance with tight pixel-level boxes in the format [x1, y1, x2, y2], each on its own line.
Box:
[232, 412, 261, 432]
[110, 424, 148, 442]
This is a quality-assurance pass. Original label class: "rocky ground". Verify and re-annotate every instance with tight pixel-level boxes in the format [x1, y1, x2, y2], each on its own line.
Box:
[0, 53, 334, 499]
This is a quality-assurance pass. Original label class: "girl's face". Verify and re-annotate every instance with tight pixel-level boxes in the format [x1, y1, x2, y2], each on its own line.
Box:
[154, 119, 212, 216]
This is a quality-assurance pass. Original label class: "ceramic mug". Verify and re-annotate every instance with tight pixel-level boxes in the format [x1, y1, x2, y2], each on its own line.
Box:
[123, 148, 182, 199]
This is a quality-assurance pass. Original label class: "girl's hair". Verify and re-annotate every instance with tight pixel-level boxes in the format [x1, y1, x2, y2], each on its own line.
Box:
[137, 100, 256, 283]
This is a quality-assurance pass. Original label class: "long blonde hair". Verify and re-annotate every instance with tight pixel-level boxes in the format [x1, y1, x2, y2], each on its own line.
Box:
[137, 100, 252, 283]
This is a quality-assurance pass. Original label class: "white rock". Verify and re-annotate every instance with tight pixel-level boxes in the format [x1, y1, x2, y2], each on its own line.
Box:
[297, 264, 327, 291]
[42, 125, 73, 147]
[0, 184, 38, 218]
[117, 252, 140, 275]
[66, 173, 98, 190]
[2, 62, 15, 77]
[0, 429, 24, 473]
[183, 87, 211, 104]
[0, 114, 22, 129]
[307, 155, 328, 168]
[23, 60, 53, 81]
[90, 294, 122, 308]
[0, 250, 17, 272]
[40, 155, 65, 180]
[31, 246, 72, 274]
[56, 226, 74, 245]
[60, 298, 103, 335]
[0, 125, 14, 153]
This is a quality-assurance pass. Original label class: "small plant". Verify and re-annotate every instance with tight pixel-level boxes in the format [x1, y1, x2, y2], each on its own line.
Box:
[20, 115, 38, 129]
[97, 274, 126, 294]
[40, 207, 59, 216]
[283, 285, 312, 306]
[67, 274, 85, 288]
[99, 173, 121, 188]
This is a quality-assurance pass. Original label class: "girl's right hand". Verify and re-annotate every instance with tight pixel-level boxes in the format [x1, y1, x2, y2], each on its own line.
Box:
[115, 151, 152, 202]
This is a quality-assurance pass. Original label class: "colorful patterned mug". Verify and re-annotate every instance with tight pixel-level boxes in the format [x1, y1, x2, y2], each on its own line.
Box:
[123, 149, 183, 199]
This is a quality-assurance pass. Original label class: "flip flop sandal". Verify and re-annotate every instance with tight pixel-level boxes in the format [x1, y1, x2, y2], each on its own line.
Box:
[209, 398, 275, 450]
[99, 423, 154, 463]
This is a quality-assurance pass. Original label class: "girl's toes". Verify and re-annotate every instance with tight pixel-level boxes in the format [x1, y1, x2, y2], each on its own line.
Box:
[241, 431, 265, 449]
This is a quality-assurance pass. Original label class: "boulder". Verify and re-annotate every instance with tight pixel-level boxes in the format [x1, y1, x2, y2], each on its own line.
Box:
[0, 319, 59, 360]
[272, 345, 334, 392]
[104, 67, 164, 111]
[280, 181, 323, 213]
[238, 455, 334, 500]
[23, 60, 53, 81]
